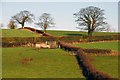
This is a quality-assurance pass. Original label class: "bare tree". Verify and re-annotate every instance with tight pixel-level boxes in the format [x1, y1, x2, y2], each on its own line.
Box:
[36, 13, 55, 33]
[8, 20, 17, 29]
[11, 10, 34, 28]
[74, 6, 108, 36]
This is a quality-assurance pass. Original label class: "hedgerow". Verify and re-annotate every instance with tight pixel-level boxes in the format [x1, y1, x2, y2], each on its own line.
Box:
[2, 37, 58, 47]
[58, 41, 112, 54]
[83, 48, 112, 54]
[2, 34, 119, 48]
[76, 49, 111, 80]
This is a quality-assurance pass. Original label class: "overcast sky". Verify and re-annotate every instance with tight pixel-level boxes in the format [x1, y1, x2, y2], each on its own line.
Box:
[0, 1, 119, 31]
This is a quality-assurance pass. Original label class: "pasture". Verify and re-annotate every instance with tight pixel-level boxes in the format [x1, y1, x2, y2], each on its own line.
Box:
[75, 41, 119, 78]
[2, 29, 40, 37]
[2, 47, 83, 78]
[92, 55, 118, 78]
[46, 30, 118, 37]
[1, 29, 119, 78]
[75, 41, 119, 52]
[2, 47, 119, 78]
[2, 29, 119, 37]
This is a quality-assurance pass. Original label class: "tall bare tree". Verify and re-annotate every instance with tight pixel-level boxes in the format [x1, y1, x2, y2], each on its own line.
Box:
[74, 6, 108, 36]
[8, 20, 17, 29]
[36, 13, 55, 33]
[11, 10, 34, 28]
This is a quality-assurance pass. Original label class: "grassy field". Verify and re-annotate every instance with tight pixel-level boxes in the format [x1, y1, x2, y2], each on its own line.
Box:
[2, 47, 119, 78]
[46, 30, 118, 37]
[75, 41, 119, 78]
[2, 29, 40, 37]
[75, 41, 119, 52]
[2, 47, 83, 78]
[91, 55, 118, 78]
[2, 29, 118, 37]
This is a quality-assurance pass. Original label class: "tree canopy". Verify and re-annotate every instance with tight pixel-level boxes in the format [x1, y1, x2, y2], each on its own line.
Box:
[74, 6, 108, 36]
[11, 10, 34, 28]
[36, 13, 55, 33]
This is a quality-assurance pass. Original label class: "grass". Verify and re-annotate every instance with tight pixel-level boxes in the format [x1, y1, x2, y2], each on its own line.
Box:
[75, 41, 119, 78]
[91, 55, 118, 78]
[46, 30, 87, 37]
[2, 29, 40, 37]
[2, 29, 118, 37]
[46, 30, 118, 37]
[75, 41, 119, 52]
[2, 47, 83, 78]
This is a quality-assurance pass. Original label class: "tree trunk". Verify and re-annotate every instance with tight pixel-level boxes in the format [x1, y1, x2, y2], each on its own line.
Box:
[44, 26, 47, 33]
[43, 28, 46, 34]
[88, 29, 92, 37]
[21, 23, 24, 29]
[88, 29, 93, 42]
[45, 29, 46, 33]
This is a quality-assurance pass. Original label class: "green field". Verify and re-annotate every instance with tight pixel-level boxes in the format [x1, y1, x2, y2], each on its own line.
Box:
[75, 41, 119, 52]
[2, 47, 119, 78]
[46, 30, 118, 37]
[2, 29, 40, 37]
[92, 55, 118, 78]
[2, 29, 118, 37]
[2, 29, 119, 78]
[2, 47, 83, 78]
[75, 41, 119, 78]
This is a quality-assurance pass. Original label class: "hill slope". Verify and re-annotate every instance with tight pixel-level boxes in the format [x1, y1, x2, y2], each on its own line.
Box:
[2, 29, 40, 37]
[46, 30, 118, 37]
[1, 29, 119, 37]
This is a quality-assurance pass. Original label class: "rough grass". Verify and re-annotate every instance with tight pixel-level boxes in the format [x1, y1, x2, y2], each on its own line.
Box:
[75, 41, 119, 52]
[2, 47, 83, 78]
[2, 29, 40, 37]
[91, 55, 118, 78]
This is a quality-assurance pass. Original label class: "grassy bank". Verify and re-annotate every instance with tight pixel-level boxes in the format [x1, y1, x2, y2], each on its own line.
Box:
[2, 29, 40, 37]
